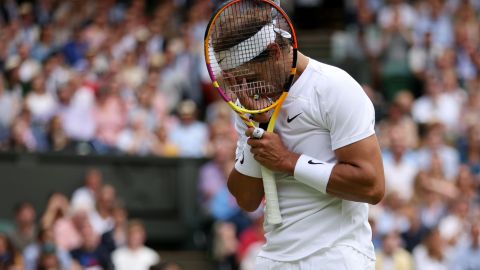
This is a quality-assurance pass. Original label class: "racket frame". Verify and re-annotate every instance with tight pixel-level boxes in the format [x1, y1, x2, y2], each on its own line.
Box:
[204, 0, 298, 224]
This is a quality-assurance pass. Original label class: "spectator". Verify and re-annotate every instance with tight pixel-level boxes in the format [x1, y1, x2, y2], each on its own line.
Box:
[25, 75, 57, 125]
[412, 76, 461, 133]
[88, 185, 116, 235]
[382, 125, 418, 201]
[400, 204, 429, 253]
[375, 231, 413, 270]
[58, 75, 97, 150]
[151, 125, 178, 157]
[40, 192, 70, 230]
[0, 74, 20, 148]
[71, 168, 103, 213]
[237, 213, 265, 270]
[9, 202, 37, 252]
[46, 115, 71, 152]
[412, 227, 449, 270]
[116, 111, 157, 155]
[54, 209, 85, 252]
[416, 123, 460, 181]
[93, 81, 127, 152]
[376, 192, 409, 235]
[23, 228, 71, 270]
[111, 220, 160, 270]
[450, 222, 480, 270]
[0, 233, 23, 269]
[70, 222, 113, 270]
[438, 199, 470, 247]
[101, 206, 128, 253]
[168, 100, 208, 157]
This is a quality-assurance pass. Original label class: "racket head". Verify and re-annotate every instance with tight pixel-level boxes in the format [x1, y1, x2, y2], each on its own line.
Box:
[204, 0, 298, 115]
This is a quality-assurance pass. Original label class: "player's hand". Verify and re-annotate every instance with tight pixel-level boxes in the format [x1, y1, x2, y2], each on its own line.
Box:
[246, 127, 300, 174]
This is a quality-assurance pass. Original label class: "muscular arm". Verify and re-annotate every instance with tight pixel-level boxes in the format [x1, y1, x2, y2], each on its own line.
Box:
[326, 134, 385, 204]
[242, 129, 384, 206]
[227, 169, 264, 212]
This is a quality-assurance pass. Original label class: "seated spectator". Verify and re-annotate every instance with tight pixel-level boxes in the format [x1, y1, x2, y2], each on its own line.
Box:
[23, 228, 71, 270]
[237, 213, 264, 270]
[375, 192, 409, 235]
[412, 76, 461, 134]
[412, 227, 449, 270]
[71, 168, 103, 213]
[198, 136, 246, 225]
[58, 75, 97, 147]
[168, 100, 208, 157]
[54, 209, 85, 252]
[375, 231, 413, 270]
[0, 233, 23, 269]
[0, 74, 20, 148]
[112, 220, 160, 270]
[412, 171, 447, 228]
[93, 81, 127, 151]
[116, 111, 156, 156]
[212, 222, 238, 270]
[450, 222, 480, 270]
[101, 206, 128, 253]
[400, 204, 429, 253]
[438, 199, 470, 247]
[25, 75, 57, 125]
[9, 202, 37, 252]
[416, 123, 460, 181]
[151, 125, 178, 157]
[10, 108, 38, 152]
[89, 185, 116, 235]
[46, 115, 72, 152]
[454, 166, 478, 203]
[382, 126, 418, 201]
[70, 222, 113, 270]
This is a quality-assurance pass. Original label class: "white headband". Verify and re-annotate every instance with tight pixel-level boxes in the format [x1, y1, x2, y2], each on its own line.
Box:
[215, 24, 276, 70]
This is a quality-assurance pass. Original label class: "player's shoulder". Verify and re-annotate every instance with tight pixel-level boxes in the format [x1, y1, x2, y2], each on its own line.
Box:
[307, 59, 362, 95]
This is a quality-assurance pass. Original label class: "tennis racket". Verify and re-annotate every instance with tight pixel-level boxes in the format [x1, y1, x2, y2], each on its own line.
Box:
[204, 0, 297, 224]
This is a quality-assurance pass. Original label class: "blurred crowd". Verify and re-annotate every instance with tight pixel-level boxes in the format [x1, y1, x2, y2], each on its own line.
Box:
[0, 168, 182, 270]
[330, 0, 480, 269]
[0, 0, 228, 157]
[1, 0, 480, 270]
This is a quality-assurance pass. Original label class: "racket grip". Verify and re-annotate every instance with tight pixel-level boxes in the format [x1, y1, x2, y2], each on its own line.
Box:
[261, 166, 282, 225]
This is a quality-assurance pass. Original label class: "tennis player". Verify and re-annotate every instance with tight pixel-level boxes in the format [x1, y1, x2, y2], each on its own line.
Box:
[226, 11, 385, 270]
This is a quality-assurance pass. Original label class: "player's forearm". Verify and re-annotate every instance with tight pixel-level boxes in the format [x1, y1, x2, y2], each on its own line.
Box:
[227, 169, 264, 212]
[326, 162, 384, 204]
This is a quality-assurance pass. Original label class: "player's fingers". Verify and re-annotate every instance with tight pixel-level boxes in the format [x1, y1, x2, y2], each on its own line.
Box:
[245, 127, 255, 137]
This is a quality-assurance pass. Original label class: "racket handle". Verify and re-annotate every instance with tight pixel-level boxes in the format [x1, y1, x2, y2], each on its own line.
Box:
[261, 166, 282, 225]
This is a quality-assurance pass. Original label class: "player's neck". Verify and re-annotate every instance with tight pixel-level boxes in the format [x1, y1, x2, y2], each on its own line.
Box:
[294, 52, 309, 80]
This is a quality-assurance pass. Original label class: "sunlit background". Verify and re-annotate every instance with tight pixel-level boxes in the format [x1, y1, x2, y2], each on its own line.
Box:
[0, 0, 479, 269]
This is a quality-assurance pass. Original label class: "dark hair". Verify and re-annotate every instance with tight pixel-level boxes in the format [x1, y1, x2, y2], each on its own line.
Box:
[0, 233, 18, 267]
[211, 3, 290, 55]
[13, 201, 34, 215]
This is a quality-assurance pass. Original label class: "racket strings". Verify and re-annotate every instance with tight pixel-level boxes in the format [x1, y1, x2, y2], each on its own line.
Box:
[207, 0, 294, 112]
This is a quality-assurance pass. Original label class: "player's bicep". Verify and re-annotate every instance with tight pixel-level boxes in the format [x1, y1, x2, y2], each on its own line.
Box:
[334, 134, 383, 174]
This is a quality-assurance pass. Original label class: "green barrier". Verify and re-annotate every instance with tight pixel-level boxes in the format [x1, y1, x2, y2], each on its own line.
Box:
[0, 152, 207, 248]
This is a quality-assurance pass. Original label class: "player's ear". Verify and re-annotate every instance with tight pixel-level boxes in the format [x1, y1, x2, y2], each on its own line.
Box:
[266, 43, 281, 60]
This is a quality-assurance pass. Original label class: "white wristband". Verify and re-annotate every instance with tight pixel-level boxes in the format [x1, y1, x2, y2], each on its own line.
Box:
[294, 154, 335, 194]
[235, 143, 262, 178]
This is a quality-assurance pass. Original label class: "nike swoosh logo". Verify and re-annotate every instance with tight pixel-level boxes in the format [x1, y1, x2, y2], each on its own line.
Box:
[287, 112, 302, 123]
[235, 151, 245, 165]
[308, 160, 323, 165]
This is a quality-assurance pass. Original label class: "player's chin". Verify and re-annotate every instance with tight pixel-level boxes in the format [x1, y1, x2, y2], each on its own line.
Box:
[251, 112, 271, 123]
